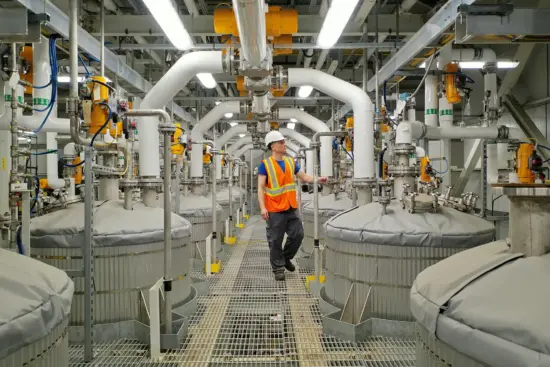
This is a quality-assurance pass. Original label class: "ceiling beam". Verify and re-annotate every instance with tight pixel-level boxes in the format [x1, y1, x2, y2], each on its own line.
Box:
[90, 14, 425, 37]
[366, 0, 474, 92]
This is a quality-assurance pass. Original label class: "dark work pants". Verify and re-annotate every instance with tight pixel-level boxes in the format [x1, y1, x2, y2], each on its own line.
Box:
[266, 208, 304, 273]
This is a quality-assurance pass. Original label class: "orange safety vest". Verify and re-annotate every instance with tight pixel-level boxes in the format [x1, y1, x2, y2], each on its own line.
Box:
[263, 156, 298, 212]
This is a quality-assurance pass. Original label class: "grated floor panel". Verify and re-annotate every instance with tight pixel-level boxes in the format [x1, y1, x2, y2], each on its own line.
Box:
[69, 216, 415, 366]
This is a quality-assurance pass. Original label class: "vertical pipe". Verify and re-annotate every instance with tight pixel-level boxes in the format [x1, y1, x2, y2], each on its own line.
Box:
[69, 0, 79, 100]
[83, 146, 94, 362]
[425, 75, 439, 127]
[362, 23, 368, 91]
[174, 158, 182, 213]
[374, 0, 380, 111]
[163, 132, 172, 334]
[228, 157, 233, 239]
[250, 150, 254, 214]
[9, 43, 19, 250]
[100, 0, 105, 77]
[313, 148, 320, 280]
[212, 150, 218, 261]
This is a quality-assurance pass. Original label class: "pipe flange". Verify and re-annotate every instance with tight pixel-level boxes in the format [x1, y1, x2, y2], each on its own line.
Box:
[96, 149, 119, 156]
[158, 123, 176, 134]
[139, 177, 163, 188]
[352, 177, 377, 188]
[120, 178, 139, 188]
[377, 178, 392, 187]
[393, 144, 415, 155]
[492, 184, 550, 198]
[387, 166, 418, 176]
[309, 141, 321, 149]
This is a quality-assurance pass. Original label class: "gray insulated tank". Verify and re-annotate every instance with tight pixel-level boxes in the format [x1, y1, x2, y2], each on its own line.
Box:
[411, 240, 550, 367]
[302, 192, 352, 259]
[29, 200, 192, 326]
[323, 201, 494, 322]
[0, 249, 74, 367]
[175, 194, 223, 262]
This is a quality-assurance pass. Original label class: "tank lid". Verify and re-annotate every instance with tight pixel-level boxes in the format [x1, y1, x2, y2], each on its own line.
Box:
[0, 249, 73, 360]
[30, 200, 192, 248]
[324, 201, 494, 248]
[411, 241, 550, 366]
[303, 192, 353, 216]
[176, 194, 222, 216]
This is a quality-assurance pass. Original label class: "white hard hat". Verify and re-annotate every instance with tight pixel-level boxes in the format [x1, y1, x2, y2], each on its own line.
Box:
[265, 130, 285, 147]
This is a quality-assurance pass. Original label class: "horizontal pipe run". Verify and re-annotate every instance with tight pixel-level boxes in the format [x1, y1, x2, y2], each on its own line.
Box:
[107, 42, 403, 51]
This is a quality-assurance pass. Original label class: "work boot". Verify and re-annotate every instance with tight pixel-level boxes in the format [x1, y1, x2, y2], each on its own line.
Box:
[274, 272, 285, 281]
[285, 260, 296, 272]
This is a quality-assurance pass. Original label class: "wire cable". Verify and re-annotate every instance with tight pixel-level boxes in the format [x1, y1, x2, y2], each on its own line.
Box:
[33, 36, 59, 133]
[31, 149, 58, 156]
[90, 102, 113, 147]
[408, 50, 437, 101]
[78, 53, 92, 77]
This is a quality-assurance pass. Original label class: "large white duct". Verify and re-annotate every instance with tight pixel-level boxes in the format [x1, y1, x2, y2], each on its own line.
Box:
[425, 75, 438, 127]
[278, 108, 332, 177]
[485, 70, 500, 184]
[0, 37, 69, 132]
[233, 143, 254, 159]
[284, 141, 299, 158]
[287, 68, 374, 178]
[232, 0, 267, 68]
[190, 101, 242, 178]
[46, 133, 66, 189]
[227, 136, 253, 155]
[139, 51, 223, 178]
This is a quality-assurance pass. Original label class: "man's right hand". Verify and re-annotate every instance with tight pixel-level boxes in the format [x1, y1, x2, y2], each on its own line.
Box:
[261, 208, 269, 220]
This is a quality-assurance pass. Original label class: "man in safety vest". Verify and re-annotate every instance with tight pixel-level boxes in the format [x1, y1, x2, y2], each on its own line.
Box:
[258, 130, 327, 281]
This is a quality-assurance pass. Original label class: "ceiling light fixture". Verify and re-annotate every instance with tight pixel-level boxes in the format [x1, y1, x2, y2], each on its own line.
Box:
[215, 101, 221, 105]
[229, 122, 238, 127]
[238, 133, 246, 138]
[57, 75, 85, 83]
[197, 73, 217, 89]
[317, 0, 360, 49]
[418, 60, 519, 69]
[225, 113, 234, 119]
[298, 86, 313, 98]
[290, 118, 298, 123]
[142, 0, 193, 50]
[287, 122, 296, 130]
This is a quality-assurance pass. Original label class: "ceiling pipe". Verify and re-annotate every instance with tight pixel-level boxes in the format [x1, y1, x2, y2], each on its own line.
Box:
[190, 101, 242, 178]
[278, 108, 332, 177]
[279, 128, 313, 175]
[227, 135, 253, 155]
[215, 124, 247, 180]
[139, 51, 224, 179]
[233, 143, 254, 158]
[232, 0, 267, 69]
[286, 68, 375, 179]
[396, 121, 523, 143]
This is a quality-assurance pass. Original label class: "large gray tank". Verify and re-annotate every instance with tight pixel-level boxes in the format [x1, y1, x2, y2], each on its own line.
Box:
[412, 240, 550, 366]
[0, 249, 74, 367]
[322, 201, 494, 322]
[175, 194, 223, 263]
[301, 192, 352, 263]
[30, 200, 192, 326]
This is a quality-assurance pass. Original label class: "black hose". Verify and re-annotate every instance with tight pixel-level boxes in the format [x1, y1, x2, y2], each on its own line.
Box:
[378, 147, 387, 178]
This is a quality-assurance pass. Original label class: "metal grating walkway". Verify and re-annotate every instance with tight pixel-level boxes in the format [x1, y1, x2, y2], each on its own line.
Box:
[69, 216, 415, 366]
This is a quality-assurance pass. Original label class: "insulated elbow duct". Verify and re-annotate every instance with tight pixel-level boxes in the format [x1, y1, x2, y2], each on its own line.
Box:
[139, 51, 224, 178]
[233, 144, 254, 159]
[190, 101, 242, 178]
[278, 108, 333, 177]
[287, 68, 374, 178]
[215, 124, 248, 180]
[232, 0, 267, 69]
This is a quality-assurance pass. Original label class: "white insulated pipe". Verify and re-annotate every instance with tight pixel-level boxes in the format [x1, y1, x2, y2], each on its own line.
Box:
[484, 69, 500, 184]
[46, 132, 66, 189]
[227, 136, 253, 155]
[439, 97, 453, 128]
[215, 124, 247, 180]
[233, 144, 254, 158]
[232, 0, 267, 68]
[287, 68, 374, 178]
[278, 108, 333, 177]
[396, 121, 523, 143]
[284, 141, 299, 158]
[139, 51, 224, 178]
[425, 75, 439, 127]
[190, 101, 241, 178]
[451, 48, 496, 62]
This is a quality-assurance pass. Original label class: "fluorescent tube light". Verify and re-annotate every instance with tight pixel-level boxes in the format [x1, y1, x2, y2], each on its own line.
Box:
[142, 0, 193, 50]
[238, 133, 246, 138]
[497, 61, 520, 69]
[317, 0, 360, 49]
[298, 86, 313, 98]
[197, 73, 217, 89]
[229, 122, 238, 127]
[224, 113, 234, 119]
[215, 101, 221, 105]
[458, 61, 486, 69]
[290, 118, 298, 123]
[287, 122, 296, 130]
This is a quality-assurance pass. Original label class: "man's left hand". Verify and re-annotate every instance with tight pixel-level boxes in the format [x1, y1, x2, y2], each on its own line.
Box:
[318, 176, 329, 184]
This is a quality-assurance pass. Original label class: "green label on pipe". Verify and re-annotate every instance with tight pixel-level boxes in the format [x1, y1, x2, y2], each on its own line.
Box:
[440, 109, 453, 116]
[425, 109, 438, 115]
[4, 95, 24, 103]
[33, 98, 51, 106]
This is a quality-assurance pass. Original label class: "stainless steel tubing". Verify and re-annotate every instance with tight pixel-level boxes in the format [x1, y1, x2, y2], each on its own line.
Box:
[9, 43, 19, 250]
[174, 158, 182, 214]
[83, 146, 94, 362]
[232, 0, 267, 68]
[311, 131, 347, 280]
[163, 131, 172, 334]
[100, 0, 105, 77]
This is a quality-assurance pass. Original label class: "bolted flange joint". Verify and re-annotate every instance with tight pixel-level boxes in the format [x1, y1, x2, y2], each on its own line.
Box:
[158, 123, 176, 134]
[139, 177, 163, 188]
[352, 177, 377, 188]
